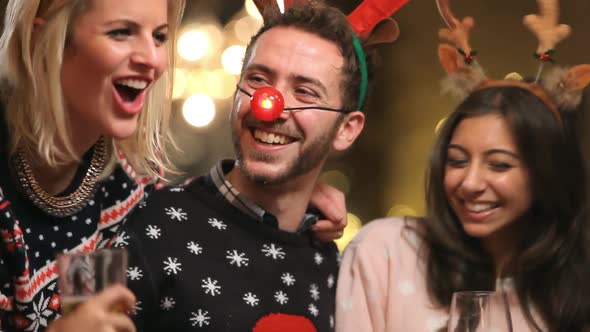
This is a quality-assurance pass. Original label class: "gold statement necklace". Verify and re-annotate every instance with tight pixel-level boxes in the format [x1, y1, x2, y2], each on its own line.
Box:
[12, 137, 107, 218]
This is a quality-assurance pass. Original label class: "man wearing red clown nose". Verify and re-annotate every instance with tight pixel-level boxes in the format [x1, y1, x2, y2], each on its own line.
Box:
[122, 0, 408, 331]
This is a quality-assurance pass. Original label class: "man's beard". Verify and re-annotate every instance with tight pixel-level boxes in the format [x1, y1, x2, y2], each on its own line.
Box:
[231, 112, 342, 186]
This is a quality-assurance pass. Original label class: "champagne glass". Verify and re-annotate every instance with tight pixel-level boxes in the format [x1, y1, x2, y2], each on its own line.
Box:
[57, 248, 128, 315]
[447, 291, 513, 332]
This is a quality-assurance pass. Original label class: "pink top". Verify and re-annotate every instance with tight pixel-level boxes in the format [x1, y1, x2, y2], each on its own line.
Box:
[336, 217, 544, 332]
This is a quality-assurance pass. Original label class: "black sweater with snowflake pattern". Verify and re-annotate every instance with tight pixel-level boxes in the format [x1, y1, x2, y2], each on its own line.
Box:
[122, 175, 339, 332]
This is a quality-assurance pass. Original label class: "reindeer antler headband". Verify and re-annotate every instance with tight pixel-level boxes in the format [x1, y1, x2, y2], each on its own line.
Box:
[436, 0, 590, 119]
[253, 0, 410, 111]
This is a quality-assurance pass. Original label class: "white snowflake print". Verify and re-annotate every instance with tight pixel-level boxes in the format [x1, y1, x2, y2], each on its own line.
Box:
[261, 243, 286, 260]
[163, 257, 182, 275]
[226, 250, 249, 267]
[208, 217, 227, 230]
[160, 297, 175, 311]
[165, 207, 188, 221]
[169, 187, 184, 192]
[309, 283, 320, 301]
[190, 309, 211, 327]
[308, 303, 319, 317]
[187, 241, 203, 255]
[112, 231, 130, 247]
[274, 291, 289, 305]
[327, 274, 335, 289]
[146, 225, 161, 239]
[314, 252, 324, 265]
[138, 193, 149, 208]
[25, 292, 52, 331]
[281, 273, 296, 286]
[127, 266, 143, 281]
[201, 277, 221, 296]
[138, 199, 147, 208]
[243, 292, 259, 306]
[132, 301, 142, 316]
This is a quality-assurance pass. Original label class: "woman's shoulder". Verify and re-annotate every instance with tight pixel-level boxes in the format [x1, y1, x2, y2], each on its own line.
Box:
[347, 216, 425, 253]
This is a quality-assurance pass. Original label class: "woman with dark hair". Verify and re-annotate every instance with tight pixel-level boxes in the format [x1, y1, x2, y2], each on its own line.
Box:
[336, 85, 590, 331]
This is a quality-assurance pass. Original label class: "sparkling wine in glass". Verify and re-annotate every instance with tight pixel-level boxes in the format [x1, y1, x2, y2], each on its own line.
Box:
[57, 248, 128, 315]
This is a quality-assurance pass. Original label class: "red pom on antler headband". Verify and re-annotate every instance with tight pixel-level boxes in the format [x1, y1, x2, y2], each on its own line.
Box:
[436, 0, 590, 117]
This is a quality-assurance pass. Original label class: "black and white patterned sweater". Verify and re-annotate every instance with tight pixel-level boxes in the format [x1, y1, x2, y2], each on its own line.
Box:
[122, 174, 339, 332]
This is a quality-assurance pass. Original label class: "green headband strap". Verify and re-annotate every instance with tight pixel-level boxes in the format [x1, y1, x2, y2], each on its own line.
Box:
[351, 34, 368, 111]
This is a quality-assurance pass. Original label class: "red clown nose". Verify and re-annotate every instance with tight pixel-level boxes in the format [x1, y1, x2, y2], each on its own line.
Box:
[250, 86, 285, 121]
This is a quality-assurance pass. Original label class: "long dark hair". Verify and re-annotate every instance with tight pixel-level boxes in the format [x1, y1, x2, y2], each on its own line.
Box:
[423, 86, 589, 331]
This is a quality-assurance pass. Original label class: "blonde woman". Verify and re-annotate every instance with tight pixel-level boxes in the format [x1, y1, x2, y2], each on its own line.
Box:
[0, 0, 182, 330]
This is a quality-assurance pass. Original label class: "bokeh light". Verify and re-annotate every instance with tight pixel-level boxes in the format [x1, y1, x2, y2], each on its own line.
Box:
[222, 45, 247, 75]
[504, 72, 523, 81]
[334, 213, 363, 252]
[177, 30, 210, 62]
[234, 16, 264, 43]
[319, 170, 351, 195]
[435, 117, 447, 134]
[182, 69, 237, 100]
[244, 0, 263, 20]
[177, 24, 224, 62]
[387, 204, 418, 217]
[182, 94, 216, 127]
[206, 69, 238, 100]
[172, 68, 188, 100]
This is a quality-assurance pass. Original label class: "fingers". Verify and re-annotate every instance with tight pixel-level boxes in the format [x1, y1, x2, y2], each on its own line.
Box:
[94, 284, 136, 313]
[46, 286, 137, 332]
[48, 313, 136, 332]
[312, 219, 345, 232]
[63, 285, 135, 332]
[311, 220, 345, 242]
[310, 181, 348, 242]
[105, 312, 136, 332]
[310, 181, 346, 222]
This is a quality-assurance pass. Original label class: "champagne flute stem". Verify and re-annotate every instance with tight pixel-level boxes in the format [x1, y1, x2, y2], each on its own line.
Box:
[501, 289, 514, 332]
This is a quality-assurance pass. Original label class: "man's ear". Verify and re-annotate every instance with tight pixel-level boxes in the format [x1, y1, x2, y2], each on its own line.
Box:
[332, 111, 365, 151]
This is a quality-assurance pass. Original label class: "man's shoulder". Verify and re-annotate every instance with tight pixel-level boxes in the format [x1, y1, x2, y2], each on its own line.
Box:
[142, 175, 213, 205]
[125, 176, 217, 226]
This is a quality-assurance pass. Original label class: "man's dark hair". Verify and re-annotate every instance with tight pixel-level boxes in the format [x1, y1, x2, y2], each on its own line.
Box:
[242, 1, 374, 113]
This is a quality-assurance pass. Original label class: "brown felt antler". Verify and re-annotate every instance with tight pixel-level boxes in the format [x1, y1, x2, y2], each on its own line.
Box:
[253, 0, 307, 20]
[523, 0, 571, 57]
[252, 0, 279, 17]
[436, 0, 474, 58]
[435, 0, 589, 116]
[435, 0, 486, 99]
[522, 0, 590, 110]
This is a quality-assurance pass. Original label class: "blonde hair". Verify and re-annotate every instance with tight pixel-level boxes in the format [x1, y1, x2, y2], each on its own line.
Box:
[0, 0, 185, 178]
